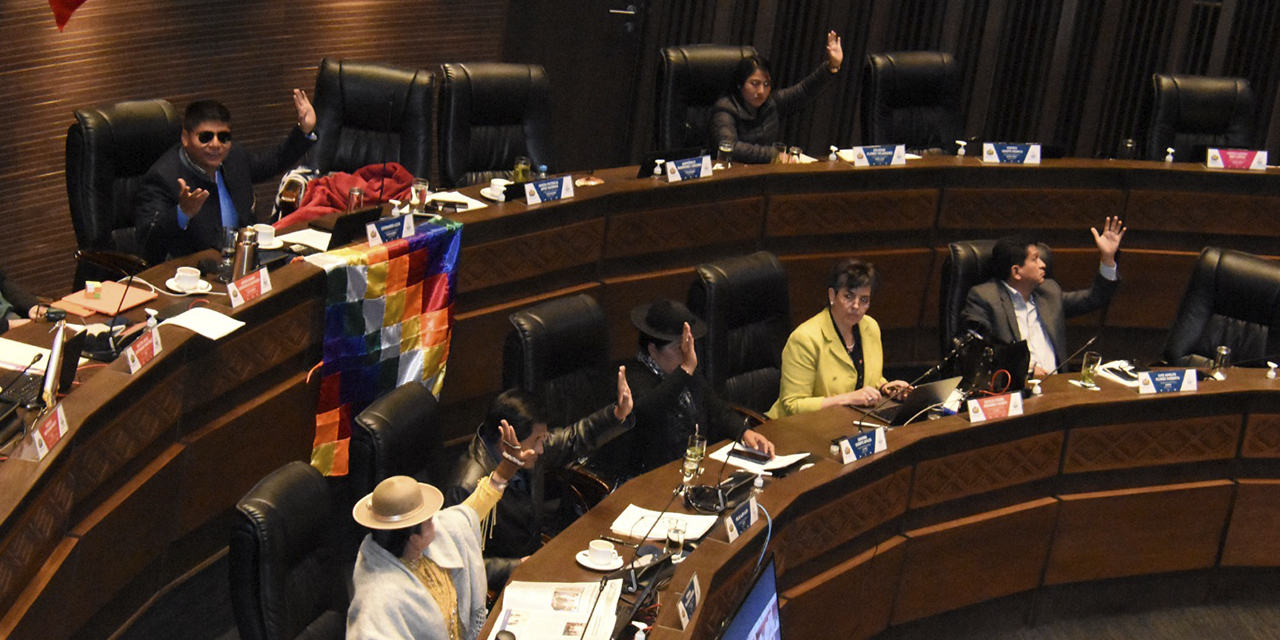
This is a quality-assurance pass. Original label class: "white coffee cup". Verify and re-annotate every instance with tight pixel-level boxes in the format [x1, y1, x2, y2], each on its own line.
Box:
[253, 223, 276, 246]
[489, 178, 512, 201]
[174, 266, 201, 291]
[587, 539, 617, 566]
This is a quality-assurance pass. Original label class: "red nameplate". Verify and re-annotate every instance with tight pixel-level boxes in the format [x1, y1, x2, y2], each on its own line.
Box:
[125, 328, 163, 373]
[1206, 148, 1268, 170]
[32, 405, 68, 460]
[966, 392, 1024, 423]
[228, 268, 273, 308]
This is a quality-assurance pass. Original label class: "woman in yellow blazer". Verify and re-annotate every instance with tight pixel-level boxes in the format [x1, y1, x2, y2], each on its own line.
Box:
[768, 259, 911, 418]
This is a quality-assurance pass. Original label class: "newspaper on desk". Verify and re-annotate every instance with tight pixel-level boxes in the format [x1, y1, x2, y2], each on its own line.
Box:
[487, 579, 621, 640]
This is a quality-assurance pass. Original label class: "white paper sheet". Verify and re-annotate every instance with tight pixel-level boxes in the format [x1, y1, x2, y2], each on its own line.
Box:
[609, 504, 718, 541]
[278, 228, 333, 252]
[706, 442, 809, 475]
[161, 307, 245, 340]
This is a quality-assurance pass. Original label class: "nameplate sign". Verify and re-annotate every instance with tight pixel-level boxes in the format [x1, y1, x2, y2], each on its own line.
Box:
[1206, 148, 1268, 171]
[666, 155, 713, 182]
[967, 392, 1024, 423]
[366, 214, 415, 246]
[524, 176, 575, 205]
[982, 143, 1041, 164]
[1139, 369, 1197, 394]
[724, 496, 759, 543]
[228, 268, 273, 308]
[32, 404, 68, 461]
[125, 328, 163, 374]
[839, 427, 887, 464]
[676, 572, 701, 629]
[851, 144, 906, 166]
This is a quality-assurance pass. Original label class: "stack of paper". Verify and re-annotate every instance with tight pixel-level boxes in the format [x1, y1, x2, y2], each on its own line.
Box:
[487, 579, 621, 640]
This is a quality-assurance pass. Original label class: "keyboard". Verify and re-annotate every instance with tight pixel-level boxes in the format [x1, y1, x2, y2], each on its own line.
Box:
[0, 373, 41, 405]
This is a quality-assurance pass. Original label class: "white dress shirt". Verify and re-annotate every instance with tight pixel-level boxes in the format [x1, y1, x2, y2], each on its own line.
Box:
[1002, 263, 1117, 373]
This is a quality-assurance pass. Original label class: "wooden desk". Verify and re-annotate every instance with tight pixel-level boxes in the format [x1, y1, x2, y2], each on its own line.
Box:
[491, 371, 1280, 639]
[441, 157, 1280, 448]
[0, 257, 327, 638]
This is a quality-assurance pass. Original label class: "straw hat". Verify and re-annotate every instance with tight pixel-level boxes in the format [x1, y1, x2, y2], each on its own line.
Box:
[352, 475, 444, 530]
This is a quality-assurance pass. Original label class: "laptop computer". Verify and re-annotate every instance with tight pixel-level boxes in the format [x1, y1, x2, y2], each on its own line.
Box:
[865, 376, 963, 426]
[308, 205, 383, 250]
[0, 327, 87, 406]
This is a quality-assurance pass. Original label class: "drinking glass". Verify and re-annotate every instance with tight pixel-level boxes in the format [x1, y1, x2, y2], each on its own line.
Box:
[410, 178, 430, 214]
[512, 156, 532, 183]
[1213, 345, 1232, 374]
[217, 227, 238, 283]
[715, 141, 733, 170]
[347, 187, 364, 212]
[682, 434, 706, 485]
[1080, 351, 1102, 386]
[788, 146, 802, 163]
[666, 517, 688, 563]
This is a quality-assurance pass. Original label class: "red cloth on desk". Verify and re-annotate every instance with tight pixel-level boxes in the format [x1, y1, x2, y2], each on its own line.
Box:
[274, 162, 415, 229]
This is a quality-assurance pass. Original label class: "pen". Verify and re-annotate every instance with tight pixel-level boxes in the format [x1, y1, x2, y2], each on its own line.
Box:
[599, 535, 635, 547]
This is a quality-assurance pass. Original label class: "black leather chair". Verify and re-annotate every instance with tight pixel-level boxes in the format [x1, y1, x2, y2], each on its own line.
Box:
[65, 99, 181, 287]
[308, 58, 435, 178]
[1145, 74, 1255, 162]
[861, 51, 962, 153]
[350, 381, 445, 496]
[503, 294, 613, 429]
[438, 63, 553, 188]
[1162, 247, 1280, 367]
[655, 44, 757, 151]
[230, 461, 349, 640]
[686, 251, 790, 415]
[939, 240, 1053, 354]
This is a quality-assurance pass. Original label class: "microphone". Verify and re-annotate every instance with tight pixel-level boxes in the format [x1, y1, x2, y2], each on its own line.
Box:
[1042, 335, 1098, 377]
[377, 95, 394, 205]
[1, 354, 43, 399]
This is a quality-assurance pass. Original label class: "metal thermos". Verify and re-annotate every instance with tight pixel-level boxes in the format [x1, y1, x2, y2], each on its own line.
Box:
[231, 227, 259, 280]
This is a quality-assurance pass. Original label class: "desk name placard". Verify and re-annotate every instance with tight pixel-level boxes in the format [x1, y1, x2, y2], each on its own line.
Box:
[982, 143, 1041, 164]
[851, 144, 906, 166]
[366, 214, 415, 246]
[724, 496, 759, 543]
[839, 427, 887, 464]
[967, 392, 1024, 423]
[125, 328, 163, 373]
[666, 155, 713, 182]
[32, 404, 68, 461]
[1206, 148, 1268, 171]
[228, 267, 273, 308]
[677, 572, 701, 629]
[524, 176, 575, 205]
[1139, 369, 1197, 394]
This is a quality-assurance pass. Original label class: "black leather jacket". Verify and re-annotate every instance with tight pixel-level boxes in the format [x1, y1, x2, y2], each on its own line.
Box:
[445, 404, 633, 589]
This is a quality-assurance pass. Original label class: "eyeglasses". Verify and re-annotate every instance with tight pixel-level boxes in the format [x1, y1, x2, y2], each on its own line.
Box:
[196, 131, 232, 144]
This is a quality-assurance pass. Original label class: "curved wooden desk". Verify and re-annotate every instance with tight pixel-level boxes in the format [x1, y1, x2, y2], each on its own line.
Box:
[492, 371, 1280, 639]
[6, 156, 1280, 639]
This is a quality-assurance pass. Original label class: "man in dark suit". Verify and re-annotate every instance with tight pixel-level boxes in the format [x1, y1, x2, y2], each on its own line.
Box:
[133, 91, 316, 263]
[961, 217, 1126, 377]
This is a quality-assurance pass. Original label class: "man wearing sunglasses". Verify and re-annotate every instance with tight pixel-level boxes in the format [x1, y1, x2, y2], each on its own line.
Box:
[134, 89, 316, 263]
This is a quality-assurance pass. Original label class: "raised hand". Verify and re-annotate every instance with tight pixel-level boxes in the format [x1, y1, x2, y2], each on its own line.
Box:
[825, 30, 844, 71]
[176, 178, 210, 216]
[1091, 216, 1126, 266]
[614, 365, 633, 421]
[293, 88, 316, 135]
[680, 321, 698, 375]
[494, 419, 539, 482]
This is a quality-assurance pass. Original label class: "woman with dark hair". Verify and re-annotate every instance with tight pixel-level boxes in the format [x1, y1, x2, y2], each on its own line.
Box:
[768, 259, 911, 418]
[710, 31, 843, 164]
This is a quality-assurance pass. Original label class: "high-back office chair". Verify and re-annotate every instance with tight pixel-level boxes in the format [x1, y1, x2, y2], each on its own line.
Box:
[1145, 74, 1255, 162]
[308, 58, 435, 179]
[861, 51, 962, 153]
[438, 63, 553, 188]
[65, 99, 181, 287]
[655, 44, 758, 151]
[230, 461, 349, 640]
[1161, 247, 1280, 367]
[351, 382, 445, 495]
[687, 251, 790, 415]
[939, 240, 1054, 354]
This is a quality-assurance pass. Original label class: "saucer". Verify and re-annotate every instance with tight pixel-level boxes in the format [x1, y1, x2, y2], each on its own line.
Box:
[165, 277, 212, 295]
[575, 550, 623, 572]
[258, 239, 284, 250]
[479, 187, 508, 202]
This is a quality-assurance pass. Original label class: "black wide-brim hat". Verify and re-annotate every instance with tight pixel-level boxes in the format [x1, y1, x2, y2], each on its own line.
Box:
[630, 299, 708, 342]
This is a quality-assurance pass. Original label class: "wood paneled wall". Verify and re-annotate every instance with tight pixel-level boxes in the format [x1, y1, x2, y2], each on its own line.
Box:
[0, 0, 506, 299]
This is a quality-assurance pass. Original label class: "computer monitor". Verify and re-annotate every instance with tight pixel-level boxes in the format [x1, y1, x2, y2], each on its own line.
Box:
[716, 556, 781, 640]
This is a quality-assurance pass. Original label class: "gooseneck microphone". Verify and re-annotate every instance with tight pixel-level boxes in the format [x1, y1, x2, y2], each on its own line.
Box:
[1043, 335, 1099, 377]
[1, 354, 43, 400]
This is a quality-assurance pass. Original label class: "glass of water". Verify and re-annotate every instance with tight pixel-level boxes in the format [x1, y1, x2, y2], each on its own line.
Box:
[682, 434, 706, 485]
[666, 517, 688, 562]
[1080, 351, 1102, 386]
[715, 141, 733, 170]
